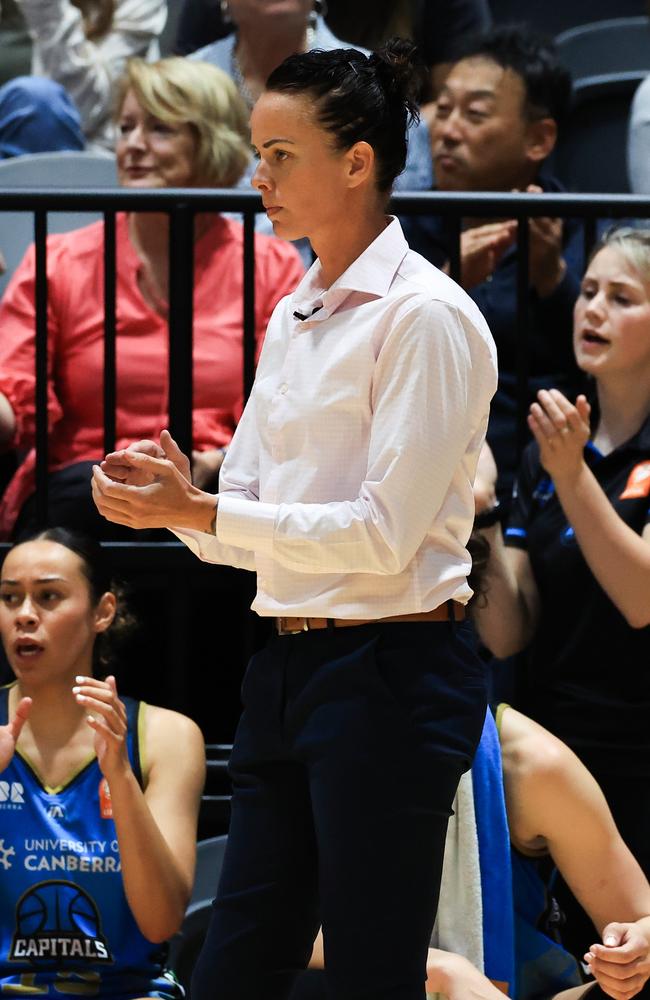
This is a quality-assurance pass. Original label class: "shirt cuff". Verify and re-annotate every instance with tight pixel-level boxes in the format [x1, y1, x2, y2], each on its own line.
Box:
[217, 494, 277, 554]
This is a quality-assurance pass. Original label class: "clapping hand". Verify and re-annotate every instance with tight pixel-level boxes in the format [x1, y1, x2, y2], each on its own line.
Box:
[458, 221, 517, 289]
[528, 389, 591, 483]
[0, 697, 31, 772]
[73, 676, 130, 785]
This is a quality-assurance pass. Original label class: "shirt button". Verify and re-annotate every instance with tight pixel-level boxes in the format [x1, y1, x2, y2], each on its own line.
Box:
[279, 383, 288, 394]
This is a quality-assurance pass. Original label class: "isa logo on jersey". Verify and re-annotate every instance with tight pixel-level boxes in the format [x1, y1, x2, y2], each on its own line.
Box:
[0, 782, 24, 809]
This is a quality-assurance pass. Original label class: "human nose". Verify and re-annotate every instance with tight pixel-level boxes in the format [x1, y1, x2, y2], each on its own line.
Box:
[437, 109, 463, 145]
[584, 290, 606, 322]
[251, 158, 271, 192]
[124, 123, 147, 152]
[15, 596, 37, 626]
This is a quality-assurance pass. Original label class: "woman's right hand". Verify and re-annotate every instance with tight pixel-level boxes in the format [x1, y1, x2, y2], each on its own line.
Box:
[0, 697, 31, 772]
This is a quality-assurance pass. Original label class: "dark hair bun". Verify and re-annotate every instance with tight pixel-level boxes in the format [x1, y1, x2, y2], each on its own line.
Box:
[369, 37, 424, 128]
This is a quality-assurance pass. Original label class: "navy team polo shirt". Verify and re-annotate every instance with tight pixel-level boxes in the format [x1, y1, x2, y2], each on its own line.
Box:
[504, 412, 650, 778]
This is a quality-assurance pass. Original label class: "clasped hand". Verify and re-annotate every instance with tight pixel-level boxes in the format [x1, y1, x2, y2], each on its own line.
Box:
[91, 430, 211, 532]
[458, 185, 565, 295]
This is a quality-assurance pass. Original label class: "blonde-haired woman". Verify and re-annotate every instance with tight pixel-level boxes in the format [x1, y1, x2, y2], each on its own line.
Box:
[473, 225, 650, 970]
[0, 57, 304, 540]
[14, 0, 167, 150]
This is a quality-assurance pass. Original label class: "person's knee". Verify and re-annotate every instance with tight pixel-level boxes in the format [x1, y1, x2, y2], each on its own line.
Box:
[0, 76, 85, 157]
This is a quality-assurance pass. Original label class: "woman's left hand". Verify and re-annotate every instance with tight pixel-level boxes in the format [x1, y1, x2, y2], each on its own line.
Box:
[528, 389, 591, 483]
[73, 676, 131, 785]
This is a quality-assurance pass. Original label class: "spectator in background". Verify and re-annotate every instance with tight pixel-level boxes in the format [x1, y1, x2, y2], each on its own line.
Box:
[175, 0, 491, 99]
[403, 26, 583, 505]
[472, 226, 650, 983]
[0, 57, 304, 541]
[189, 0, 350, 114]
[11, 0, 167, 151]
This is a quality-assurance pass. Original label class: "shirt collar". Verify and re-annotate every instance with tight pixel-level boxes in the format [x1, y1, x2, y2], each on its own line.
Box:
[291, 216, 409, 322]
[586, 410, 650, 461]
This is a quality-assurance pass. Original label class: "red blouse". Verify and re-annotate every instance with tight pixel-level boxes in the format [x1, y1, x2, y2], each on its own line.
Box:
[0, 213, 304, 536]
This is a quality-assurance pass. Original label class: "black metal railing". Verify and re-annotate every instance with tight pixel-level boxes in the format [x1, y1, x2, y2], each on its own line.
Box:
[3, 186, 650, 546]
[2, 187, 650, 724]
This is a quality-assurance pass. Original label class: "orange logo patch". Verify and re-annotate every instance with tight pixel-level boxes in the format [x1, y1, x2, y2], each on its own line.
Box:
[99, 778, 112, 819]
[620, 462, 650, 499]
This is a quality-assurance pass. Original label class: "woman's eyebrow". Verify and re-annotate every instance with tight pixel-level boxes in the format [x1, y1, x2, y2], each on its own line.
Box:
[263, 138, 296, 148]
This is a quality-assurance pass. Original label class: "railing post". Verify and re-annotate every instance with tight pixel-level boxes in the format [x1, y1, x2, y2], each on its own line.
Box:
[243, 210, 256, 400]
[103, 211, 117, 456]
[516, 215, 531, 459]
[34, 209, 48, 528]
[168, 203, 194, 460]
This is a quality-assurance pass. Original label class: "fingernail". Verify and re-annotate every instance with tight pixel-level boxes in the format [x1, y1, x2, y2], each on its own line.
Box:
[72, 686, 80, 694]
[76, 694, 86, 703]
[75, 676, 89, 683]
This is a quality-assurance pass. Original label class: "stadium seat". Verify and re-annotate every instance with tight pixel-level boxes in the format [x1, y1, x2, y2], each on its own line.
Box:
[553, 72, 645, 193]
[168, 835, 228, 996]
[555, 17, 650, 80]
[0, 150, 118, 297]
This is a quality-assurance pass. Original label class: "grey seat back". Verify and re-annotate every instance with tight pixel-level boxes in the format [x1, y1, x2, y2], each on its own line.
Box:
[0, 151, 118, 297]
[556, 17, 650, 80]
[554, 72, 645, 193]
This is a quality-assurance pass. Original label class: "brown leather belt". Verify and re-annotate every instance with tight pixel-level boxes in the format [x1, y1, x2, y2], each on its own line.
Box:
[275, 602, 465, 635]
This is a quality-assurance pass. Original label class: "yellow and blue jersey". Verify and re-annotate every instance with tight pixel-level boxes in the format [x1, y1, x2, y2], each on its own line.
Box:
[0, 683, 183, 999]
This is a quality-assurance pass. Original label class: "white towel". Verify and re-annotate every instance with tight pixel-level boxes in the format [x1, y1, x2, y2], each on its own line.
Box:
[427, 769, 484, 999]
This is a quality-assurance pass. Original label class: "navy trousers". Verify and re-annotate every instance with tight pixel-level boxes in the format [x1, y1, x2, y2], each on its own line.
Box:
[192, 620, 487, 1000]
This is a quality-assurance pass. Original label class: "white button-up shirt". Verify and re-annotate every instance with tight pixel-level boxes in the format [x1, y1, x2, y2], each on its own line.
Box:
[174, 218, 497, 618]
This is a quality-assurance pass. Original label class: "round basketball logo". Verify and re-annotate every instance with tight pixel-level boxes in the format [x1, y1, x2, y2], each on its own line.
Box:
[11, 881, 111, 963]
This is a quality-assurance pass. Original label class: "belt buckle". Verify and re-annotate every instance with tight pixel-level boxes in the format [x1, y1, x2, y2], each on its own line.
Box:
[277, 617, 310, 636]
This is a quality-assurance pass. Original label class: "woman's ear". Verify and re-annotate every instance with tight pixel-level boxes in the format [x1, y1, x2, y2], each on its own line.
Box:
[345, 140, 376, 189]
[94, 592, 117, 634]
